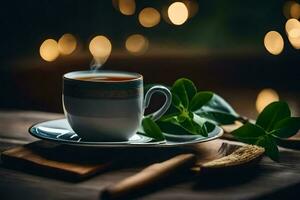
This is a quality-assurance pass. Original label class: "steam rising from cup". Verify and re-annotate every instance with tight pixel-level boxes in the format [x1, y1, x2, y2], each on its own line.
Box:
[89, 35, 112, 70]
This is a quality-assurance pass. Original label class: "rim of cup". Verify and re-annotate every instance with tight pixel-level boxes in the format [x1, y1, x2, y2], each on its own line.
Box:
[63, 70, 143, 83]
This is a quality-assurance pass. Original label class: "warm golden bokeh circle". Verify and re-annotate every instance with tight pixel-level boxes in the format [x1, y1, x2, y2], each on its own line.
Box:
[138, 7, 161, 28]
[39, 39, 60, 62]
[283, 1, 300, 19]
[118, 0, 136, 15]
[125, 34, 149, 55]
[285, 18, 300, 33]
[58, 33, 77, 55]
[285, 19, 300, 49]
[256, 89, 279, 113]
[263, 31, 284, 55]
[168, 2, 189, 25]
[89, 35, 112, 59]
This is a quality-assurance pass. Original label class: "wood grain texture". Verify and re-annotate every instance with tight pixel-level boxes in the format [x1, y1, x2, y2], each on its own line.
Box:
[0, 110, 63, 142]
[1, 143, 112, 180]
[0, 110, 300, 200]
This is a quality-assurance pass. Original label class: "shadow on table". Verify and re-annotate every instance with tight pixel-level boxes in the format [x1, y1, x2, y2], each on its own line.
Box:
[192, 166, 263, 189]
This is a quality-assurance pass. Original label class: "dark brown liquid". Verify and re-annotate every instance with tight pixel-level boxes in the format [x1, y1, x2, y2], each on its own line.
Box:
[76, 76, 137, 82]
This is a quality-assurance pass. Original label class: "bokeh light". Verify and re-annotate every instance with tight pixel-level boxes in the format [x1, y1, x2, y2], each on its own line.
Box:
[138, 7, 161, 28]
[284, 1, 300, 19]
[125, 34, 149, 55]
[256, 89, 279, 113]
[39, 39, 59, 62]
[285, 18, 300, 33]
[168, 2, 189, 25]
[58, 33, 77, 55]
[263, 31, 284, 55]
[118, 0, 135, 15]
[290, 2, 300, 19]
[89, 35, 112, 59]
[288, 35, 300, 49]
[286, 18, 300, 49]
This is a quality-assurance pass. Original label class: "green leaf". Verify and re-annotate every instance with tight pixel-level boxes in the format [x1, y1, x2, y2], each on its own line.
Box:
[189, 91, 214, 111]
[172, 94, 182, 110]
[202, 121, 216, 135]
[232, 123, 280, 160]
[195, 94, 239, 125]
[256, 101, 291, 132]
[159, 112, 181, 122]
[157, 118, 215, 137]
[197, 110, 239, 125]
[206, 94, 239, 116]
[180, 112, 207, 136]
[232, 123, 266, 144]
[163, 113, 199, 134]
[179, 117, 204, 135]
[157, 121, 191, 135]
[256, 135, 279, 161]
[171, 78, 197, 108]
[177, 114, 187, 122]
[159, 112, 211, 136]
[271, 117, 300, 138]
[142, 117, 165, 141]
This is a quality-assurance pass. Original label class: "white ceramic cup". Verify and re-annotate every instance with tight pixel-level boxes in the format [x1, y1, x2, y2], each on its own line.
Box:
[63, 70, 172, 141]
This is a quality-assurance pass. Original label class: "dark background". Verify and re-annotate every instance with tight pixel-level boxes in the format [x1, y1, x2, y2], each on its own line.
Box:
[0, 0, 299, 118]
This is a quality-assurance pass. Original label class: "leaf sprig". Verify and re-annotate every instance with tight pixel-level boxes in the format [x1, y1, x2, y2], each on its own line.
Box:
[141, 78, 240, 140]
[232, 101, 300, 160]
[158, 78, 240, 135]
[141, 78, 300, 161]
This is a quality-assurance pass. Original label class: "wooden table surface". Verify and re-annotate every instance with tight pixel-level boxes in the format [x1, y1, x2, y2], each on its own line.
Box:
[0, 110, 300, 200]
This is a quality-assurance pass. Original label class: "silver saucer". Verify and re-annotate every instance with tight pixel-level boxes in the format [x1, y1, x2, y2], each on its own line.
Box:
[29, 119, 223, 148]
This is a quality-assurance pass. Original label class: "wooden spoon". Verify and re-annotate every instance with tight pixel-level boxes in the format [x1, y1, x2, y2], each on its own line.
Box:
[100, 140, 264, 200]
[191, 142, 264, 173]
[101, 153, 196, 200]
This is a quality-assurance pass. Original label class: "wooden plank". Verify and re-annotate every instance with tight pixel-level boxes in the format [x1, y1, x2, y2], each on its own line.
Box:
[0, 110, 300, 199]
[1, 142, 112, 180]
[0, 139, 300, 199]
[0, 153, 300, 200]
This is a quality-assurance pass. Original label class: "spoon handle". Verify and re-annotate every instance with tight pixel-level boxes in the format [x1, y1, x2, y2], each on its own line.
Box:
[101, 153, 196, 200]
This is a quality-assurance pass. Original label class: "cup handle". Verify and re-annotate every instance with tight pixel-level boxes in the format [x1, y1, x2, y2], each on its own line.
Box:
[144, 85, 172, 121]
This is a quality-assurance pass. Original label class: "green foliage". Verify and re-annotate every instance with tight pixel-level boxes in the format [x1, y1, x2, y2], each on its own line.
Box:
[232, 102, 300, 161]
[142, 117, 165, 141]
[171, 78, 197, 108]
[142, 79, 300, 161]
[158, 78, 218, 136]
[194, 94, 239, 125]
[256, 101, 290, 131]
[189, 92, 214, 111]
[271, 117, 300, 138]
[143, 78, 239, 137]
